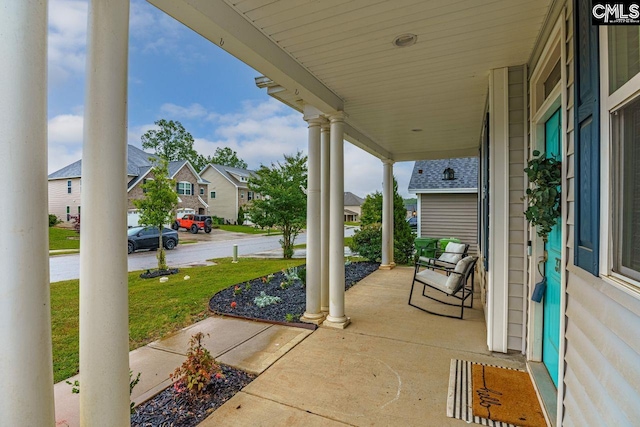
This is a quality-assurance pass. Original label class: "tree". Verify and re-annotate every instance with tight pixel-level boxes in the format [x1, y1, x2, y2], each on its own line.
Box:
[247, 152, 307, 259]
[133, 159, 179, 271]
[141, 119, 202, 169]
[350, 178, 415, 264]
[205, 147, 248, 169]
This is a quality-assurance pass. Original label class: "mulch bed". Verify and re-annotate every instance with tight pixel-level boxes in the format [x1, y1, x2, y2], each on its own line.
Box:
[208, 261, 380, 323]
[131, 261, 380, 426]
[140, 268, 180, 279]
[131, 365, 254, 427]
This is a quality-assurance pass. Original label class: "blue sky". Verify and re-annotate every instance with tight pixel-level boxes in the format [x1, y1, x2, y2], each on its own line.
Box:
[47, 0, 413, 198]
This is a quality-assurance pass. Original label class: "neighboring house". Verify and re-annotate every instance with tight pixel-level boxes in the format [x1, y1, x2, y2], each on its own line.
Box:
[199, 164, 256, 224]
[48, 145, 209, 226]
[408, 157, 478, 252]
[343, 191, 364, 222]
[404, 201, 417, 220]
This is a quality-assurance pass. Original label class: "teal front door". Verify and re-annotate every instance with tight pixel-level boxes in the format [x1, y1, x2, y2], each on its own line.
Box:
[543, 109, 562, 387]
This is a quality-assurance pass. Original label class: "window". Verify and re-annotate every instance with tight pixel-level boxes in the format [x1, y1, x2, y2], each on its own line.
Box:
[240, 191, 244, 199]
[210, 191, 216, 199]
[177, 182, 192, 195]
[67, 180, 72, 194]
[199, 187, 204, 196]
[613, 98, 640, 282]
[66, 206, 70, 221]
[609, 26, 640, 94]
[248, 191, 253, 201]
[78, 206, 81, 215]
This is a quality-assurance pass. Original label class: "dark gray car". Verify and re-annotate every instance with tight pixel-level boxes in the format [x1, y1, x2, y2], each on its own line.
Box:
[127, 226, 179, 254]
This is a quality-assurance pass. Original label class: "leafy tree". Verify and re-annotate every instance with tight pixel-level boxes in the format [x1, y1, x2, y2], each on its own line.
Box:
[133, 159, 179, 271]
[141, 119, 202, 169]
[351, 178, 415, 264]
[247, 152, 307, 259]
[204, 147, 248, 170]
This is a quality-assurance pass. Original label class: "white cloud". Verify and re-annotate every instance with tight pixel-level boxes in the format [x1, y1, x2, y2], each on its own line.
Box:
[160, 103, 209, 120]
[48, 0, 88, 84]
[48, 113, 84, 173]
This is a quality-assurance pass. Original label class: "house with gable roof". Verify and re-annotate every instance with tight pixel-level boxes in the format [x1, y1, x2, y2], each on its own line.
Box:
[343, 191, 364, 222]
[48, 145, 209, 226]
[199, 163, 256, 224]
[408, 157, 479, 252]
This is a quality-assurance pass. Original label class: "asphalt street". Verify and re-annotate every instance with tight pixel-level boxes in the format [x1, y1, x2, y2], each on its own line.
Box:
[49, 227, 357, 283]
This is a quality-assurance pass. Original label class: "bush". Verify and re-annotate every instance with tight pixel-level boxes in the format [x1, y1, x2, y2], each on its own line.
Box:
[170, 332, 222, 395]
[350, 223, 382, 262]
[212, 216, 224, 225]
[394, 219, 415, 265]
[49, 214, 60, 227]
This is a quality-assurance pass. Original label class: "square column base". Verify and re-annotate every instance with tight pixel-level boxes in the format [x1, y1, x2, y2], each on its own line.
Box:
[322, 316, 351, 329]
[379, 263, 396, 270]
[300, 313, 326, 325]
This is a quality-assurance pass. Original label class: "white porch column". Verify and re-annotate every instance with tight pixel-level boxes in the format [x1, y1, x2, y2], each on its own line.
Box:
[320, 123, 331, 313]
[80, 1, 131, 425]
[380, 160, 396, 269]
[323, 113, 350, 329]
[300, 114, 324, 324]
[0, 2, 55, 424]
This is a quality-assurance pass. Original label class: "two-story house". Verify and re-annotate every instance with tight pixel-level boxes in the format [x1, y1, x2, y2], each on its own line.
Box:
[48, 145, 209, 226]
[199, 163, 256, 224]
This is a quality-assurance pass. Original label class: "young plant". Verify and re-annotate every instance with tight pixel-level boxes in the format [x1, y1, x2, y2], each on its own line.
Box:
[66, 371, 141, 414]
[244, 282, 252, 291]
[170, 332, 223, 395]
[233, 285, 242, 296]
[285, 313, 296, 322]
[254, 291, 281, 308]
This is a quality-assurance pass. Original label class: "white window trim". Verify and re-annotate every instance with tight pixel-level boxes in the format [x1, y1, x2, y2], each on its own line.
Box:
[599, 26, 640, 298]
[178, 181, 192, 196]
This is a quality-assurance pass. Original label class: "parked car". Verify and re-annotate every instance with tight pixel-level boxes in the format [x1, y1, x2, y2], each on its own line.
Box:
[127, 226, 179, 254]
[407, 216, 418, 230]
[172, 214, 212, 234]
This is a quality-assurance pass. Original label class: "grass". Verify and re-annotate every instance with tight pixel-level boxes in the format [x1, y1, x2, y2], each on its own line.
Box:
[345, 221, 361, 226]
[49, 227, 80, 250]
[218, 224, 279, 235]
[293, 236, 353, 250]
[50, 257, 305, 383]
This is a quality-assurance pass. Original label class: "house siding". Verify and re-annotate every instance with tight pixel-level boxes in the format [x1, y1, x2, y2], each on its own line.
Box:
[201, 166, 237, 222]
[128, 165, 206, 214]
[562, 2, 640, 426]
[48, 178, 81, 222]
[507, 65, 527, 352]
[418, 193, 477, 251]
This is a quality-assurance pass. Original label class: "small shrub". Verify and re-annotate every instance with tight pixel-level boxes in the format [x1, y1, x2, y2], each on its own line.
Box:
[233, 285, 242, 296]
[237, 206, 245, 225]
[244, 282, 252, 291]
[254, 291, 281, 308]
[49, 214, 60, 227]
[350, 223, 382, 262]
[212, 216, 225, 225]
[297, 266, 306, 286]
[285, 313, 296, 322]
[170, 332, 222, 395]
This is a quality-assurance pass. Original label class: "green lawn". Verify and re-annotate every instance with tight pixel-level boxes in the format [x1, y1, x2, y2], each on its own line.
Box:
[50, 257, 305, 383]
[345, 221, 361, 226]
[294, 236, 353, 250]
[218, 224, 279, 235]
[49, 227, 80, 250]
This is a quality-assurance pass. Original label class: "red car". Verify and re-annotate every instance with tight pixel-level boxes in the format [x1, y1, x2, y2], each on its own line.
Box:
[172, 214, 212, 234]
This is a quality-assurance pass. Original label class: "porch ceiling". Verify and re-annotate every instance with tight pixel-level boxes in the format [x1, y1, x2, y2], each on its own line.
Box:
[148, 0, 551, 161]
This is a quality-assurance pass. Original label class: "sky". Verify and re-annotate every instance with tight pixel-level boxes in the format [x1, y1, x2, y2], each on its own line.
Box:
[47, 0, 415, 199]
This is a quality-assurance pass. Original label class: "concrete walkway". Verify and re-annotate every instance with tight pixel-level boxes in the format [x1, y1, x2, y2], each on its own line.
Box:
[54, 317, 312, 427]
[200, 267, 525, 426]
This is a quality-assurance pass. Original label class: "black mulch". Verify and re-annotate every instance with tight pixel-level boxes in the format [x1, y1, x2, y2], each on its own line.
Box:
[208, 261, 380, 323]
[140, 268, 180, 279]
[131, 365, 254, 427]
[131, 261, 380, 426]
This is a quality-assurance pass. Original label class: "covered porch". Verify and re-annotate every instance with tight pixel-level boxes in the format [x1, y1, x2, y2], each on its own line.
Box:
[201, 266, 523, 426]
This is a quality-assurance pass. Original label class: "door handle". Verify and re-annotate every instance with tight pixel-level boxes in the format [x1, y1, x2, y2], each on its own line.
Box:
[555, 257, 561, 273]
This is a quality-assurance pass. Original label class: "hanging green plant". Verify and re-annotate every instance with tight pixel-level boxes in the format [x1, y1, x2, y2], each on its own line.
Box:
[523, 150, 562, 243]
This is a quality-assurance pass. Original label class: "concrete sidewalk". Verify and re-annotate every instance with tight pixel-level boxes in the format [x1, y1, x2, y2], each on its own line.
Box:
[200, 267, 525, 426]
[54, 317, 312, 427]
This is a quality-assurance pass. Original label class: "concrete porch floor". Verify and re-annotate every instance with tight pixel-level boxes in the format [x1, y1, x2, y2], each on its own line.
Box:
[200, 266, 525, 426]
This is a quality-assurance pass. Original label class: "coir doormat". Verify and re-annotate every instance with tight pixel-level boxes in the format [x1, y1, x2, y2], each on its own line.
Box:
[447, 359, 546, 427]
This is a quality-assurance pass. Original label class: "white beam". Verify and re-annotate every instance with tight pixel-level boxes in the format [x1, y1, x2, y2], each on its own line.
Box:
[148, 0, 343, 114]
[0, 1, 55, 424]
[80, 0, 131, 424]
[301, 114, 324, 324]
[380, 161, 395, 269]
[323, 113, 350, 329]
[320, 123, 331, 313]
